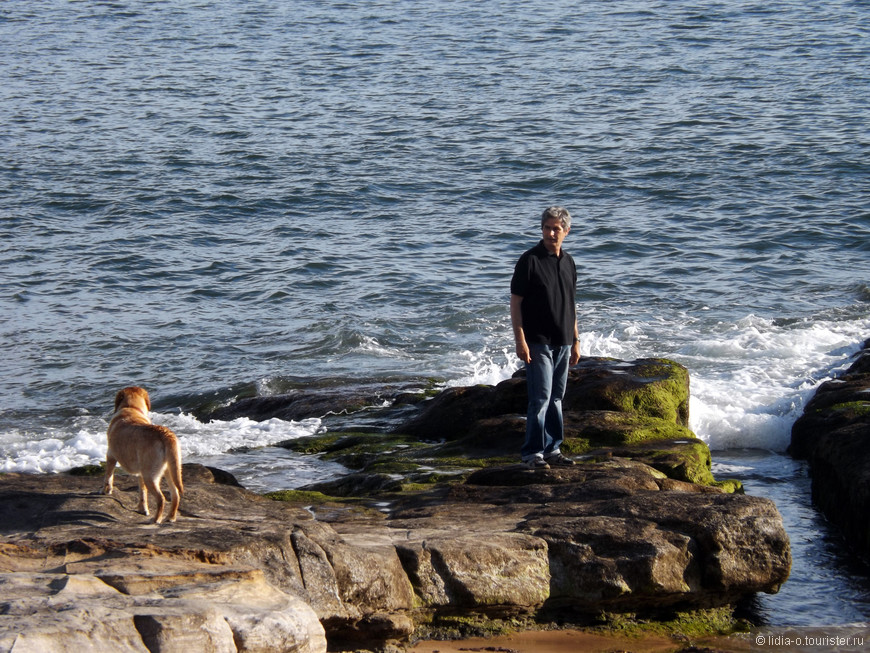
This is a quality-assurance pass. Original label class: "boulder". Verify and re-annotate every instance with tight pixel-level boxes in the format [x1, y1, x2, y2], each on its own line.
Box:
[0, 556, 324, 653]
[194, 381, 412, 424]
[790, 339, 870, 555]
[0, 466, 414, 652]
[0, 460, 790, 651]
[392, 461, 790, 611]
[398, 357, 690, 443]
[0, 357, 792, 650]
[373, 357, 737, 491]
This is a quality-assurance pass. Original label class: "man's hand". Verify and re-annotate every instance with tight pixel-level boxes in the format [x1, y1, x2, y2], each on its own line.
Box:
[510, 294, 531, 364]
[570, 341, 581, 366]
[516, 340, 531, 364]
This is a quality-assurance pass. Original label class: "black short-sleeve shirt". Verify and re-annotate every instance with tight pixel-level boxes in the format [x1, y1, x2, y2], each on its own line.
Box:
[510, 241, 577, 346]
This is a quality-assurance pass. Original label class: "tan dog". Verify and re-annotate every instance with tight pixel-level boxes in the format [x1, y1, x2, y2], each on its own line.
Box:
[104, 386, 183, 524]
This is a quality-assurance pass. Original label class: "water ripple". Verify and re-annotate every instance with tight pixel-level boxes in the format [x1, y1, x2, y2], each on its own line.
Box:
[0, 0, 867, 410]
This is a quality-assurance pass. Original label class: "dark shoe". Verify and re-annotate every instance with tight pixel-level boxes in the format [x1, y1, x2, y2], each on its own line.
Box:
[545, 453, 575, 467]
[524, 458, 550, 470]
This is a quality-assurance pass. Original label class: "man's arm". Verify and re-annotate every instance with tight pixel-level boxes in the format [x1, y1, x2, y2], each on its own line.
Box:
[570, 258, 580, 365]
[510, 294, 531, 364]
[570, 320, 581, 365]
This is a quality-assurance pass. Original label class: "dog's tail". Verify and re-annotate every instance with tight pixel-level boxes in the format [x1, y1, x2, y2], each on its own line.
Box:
[167, 432, 184, 496]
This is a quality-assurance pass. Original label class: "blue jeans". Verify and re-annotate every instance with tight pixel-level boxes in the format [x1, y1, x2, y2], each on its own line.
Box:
[521, 343, 571, 461]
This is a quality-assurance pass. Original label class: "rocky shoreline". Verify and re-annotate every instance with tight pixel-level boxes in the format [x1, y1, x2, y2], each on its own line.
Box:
[790, 338, 870, 557]
[0, 357, 803, 652]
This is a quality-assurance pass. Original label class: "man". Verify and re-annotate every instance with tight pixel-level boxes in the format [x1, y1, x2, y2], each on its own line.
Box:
[510, 206, 581, 469]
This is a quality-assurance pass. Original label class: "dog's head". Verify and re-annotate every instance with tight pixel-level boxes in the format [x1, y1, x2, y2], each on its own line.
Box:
[114, 386, 151, 414]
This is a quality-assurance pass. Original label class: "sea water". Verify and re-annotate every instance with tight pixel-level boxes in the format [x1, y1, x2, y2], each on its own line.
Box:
[1, 0, 868, 628]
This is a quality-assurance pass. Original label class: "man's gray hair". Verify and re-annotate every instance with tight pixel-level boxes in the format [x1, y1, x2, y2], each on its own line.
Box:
[541, 206, 571, 230]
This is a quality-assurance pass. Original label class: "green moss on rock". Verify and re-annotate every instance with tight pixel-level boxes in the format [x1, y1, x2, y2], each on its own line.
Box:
[366, 460, 421, 475]
[713, 478, 745, 494]
[593, 605, 750, 639]
[68, 464, 105, 477]
[280, 432, 347, 455]
[605, 360, 690, 425]
[639, 439, 715, 486]
[412, 614, 521, 640]
[566, 434, 742, 492]
[412, 605, 748, 648]
[827, 401, 870, 418]
[281, 431, 430, 471]
[264, 489, 337, 503]
[562, 412, 697, 453]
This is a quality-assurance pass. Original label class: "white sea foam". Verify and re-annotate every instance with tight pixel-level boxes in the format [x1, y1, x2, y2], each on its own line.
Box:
[0, 424, 107, 474]
[152, 413, 338, 493]
[447, 313, 870, 454]
[685, 314, 869, 451]
[0, 412, 324, 476]
[152, 412, 324, 457]
[1, 315, 865, 476]
[448, 328, 638, 389]
[448, 348, 519, 387]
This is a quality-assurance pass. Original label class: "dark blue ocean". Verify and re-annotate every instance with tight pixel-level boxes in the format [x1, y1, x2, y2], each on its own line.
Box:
[1, 0, 868, 630]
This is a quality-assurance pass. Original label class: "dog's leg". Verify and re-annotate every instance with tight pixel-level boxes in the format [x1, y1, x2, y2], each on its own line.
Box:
[145, 474, 166, 524]
[166, 439, 183, 522]
[166, 480, 181, 522]
[137, 475, 150, 517]
[103, 455, 117, 495]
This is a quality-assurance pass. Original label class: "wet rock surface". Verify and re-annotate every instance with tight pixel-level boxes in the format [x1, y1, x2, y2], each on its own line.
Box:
[790, 338, 870, 555]
[0, 463, 790, 651]
[0, 357, 793, 651]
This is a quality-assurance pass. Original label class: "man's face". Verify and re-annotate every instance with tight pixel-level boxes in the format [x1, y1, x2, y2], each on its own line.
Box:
[541, 217, 569, 254]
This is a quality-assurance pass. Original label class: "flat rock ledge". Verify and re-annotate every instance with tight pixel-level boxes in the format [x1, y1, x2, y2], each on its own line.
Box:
[1, 459, 790, 652]
[790, 338, 870, 555]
